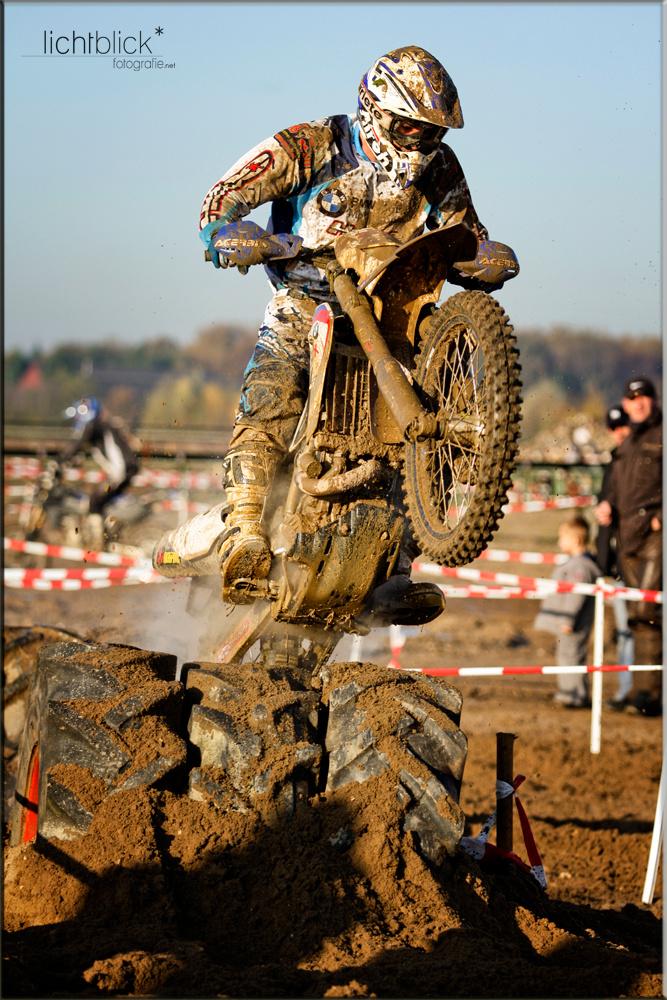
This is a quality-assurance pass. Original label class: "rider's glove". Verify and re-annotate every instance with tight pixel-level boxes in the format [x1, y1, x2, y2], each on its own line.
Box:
[200, 220, 249, 274]
[200, 220, 227, 269]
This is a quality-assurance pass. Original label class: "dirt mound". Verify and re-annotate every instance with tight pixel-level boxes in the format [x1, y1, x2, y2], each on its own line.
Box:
[3, 505, 663, 998]
[4, 779, 661, 998]
[4, 654, 662, 999]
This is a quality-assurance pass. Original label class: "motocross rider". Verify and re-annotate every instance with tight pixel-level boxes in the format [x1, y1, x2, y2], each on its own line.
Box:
[60, 398, 140, 542]
[153, 45, 518, 621]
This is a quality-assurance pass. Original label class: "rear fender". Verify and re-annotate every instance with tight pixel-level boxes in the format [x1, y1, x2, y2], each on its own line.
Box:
[305, 303, 336, 442]
[289, 303, 337, 452]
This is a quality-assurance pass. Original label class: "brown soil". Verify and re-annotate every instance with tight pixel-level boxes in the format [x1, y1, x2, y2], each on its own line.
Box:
[3, 509, 663, 998]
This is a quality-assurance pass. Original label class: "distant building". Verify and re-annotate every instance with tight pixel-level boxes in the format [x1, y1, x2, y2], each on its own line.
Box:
[92, 368, 167, 395]
[17, 362, 44, 391]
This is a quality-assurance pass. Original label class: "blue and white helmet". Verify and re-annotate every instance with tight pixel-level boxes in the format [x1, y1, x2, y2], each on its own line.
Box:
[63, 397, 101, 432]
[357, 45, 463, 189]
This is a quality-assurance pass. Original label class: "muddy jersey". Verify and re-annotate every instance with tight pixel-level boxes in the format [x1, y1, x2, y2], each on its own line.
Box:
[200, 114, 488, 296]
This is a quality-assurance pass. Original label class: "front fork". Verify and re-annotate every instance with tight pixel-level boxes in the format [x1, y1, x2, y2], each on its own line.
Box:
[329, 268, 484, 451]
[329, 268, 438, 443]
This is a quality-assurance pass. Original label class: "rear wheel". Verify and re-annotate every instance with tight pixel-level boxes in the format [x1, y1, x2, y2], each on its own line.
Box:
[185, 658, 468, 863]
[404, 291, 522, 565]
[10, 641, 187, 845]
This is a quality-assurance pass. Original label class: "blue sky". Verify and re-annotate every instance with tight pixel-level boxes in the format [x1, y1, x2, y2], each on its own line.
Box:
[4, 2, 662, 352]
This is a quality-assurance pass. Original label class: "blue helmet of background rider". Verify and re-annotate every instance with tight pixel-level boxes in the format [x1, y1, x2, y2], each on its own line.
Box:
[63, 397, 101, 433]
[357, 45, 463, 189]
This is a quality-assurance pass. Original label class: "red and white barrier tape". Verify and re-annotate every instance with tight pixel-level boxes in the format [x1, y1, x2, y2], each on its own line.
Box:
[441, 584, 567, 600]
[5, 463, 598, 512]
[477, 548, 566, 565]
[0, 516, 569, 569]
[462, 775, 547, 889]
[4, 566, 163, 589]
[158, 499, 209, 513]
[384, 625, 663, 677]
[4, 460, 42, 478]
[393, 663, 662, 677]
[4, 537, 150, 567]
[414, 562, 663, 604]
[4, 462, 221, 490]
[502, 495, 596, 514]
[4, 492, 210, 516]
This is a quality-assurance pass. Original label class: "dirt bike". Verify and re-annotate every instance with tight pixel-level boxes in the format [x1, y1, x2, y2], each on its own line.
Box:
[18, 461, 156, 558]
[177, 217, 522, 668]
[9, 218, 521, 869]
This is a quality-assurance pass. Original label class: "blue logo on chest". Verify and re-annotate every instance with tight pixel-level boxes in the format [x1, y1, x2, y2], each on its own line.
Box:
[317, 187, 347, 217]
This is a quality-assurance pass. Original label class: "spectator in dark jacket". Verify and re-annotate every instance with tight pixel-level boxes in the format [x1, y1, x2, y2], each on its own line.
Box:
[596, 405, 634, 706]
[595, 377, 662, 715]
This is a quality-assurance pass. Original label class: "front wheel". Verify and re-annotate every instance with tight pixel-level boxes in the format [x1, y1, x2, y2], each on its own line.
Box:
[403, 291, 522, 566]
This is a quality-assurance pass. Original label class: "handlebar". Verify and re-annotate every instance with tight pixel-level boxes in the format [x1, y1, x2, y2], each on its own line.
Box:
[205, 221, 337, 272]
[204, 246, 335, 267]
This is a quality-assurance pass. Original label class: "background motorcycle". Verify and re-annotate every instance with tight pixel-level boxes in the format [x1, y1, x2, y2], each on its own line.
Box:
[19, 461, 154, 557]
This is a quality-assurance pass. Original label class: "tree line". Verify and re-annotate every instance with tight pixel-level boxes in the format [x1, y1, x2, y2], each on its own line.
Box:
[4, 324, 662, 441]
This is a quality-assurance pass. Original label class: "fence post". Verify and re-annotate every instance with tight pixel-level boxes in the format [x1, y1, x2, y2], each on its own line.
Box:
[590, 577, 605, 754]
[496, 733, 516, 851]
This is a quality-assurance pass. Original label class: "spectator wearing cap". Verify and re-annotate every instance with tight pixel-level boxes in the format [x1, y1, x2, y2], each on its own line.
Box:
[595, 377, 662, 715]
[596, 405, 634, 706]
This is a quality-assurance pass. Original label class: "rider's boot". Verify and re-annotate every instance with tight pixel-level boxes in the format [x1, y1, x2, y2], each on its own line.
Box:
[357, 575, 446, 628]
[217, 444, 280, 602]
[356, 543, 446, 628]
[152, 504, 230, 578]
[151, 441, 280, 605]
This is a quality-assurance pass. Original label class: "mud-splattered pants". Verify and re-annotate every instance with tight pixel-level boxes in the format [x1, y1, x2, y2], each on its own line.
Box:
[229, 287, 333, 455]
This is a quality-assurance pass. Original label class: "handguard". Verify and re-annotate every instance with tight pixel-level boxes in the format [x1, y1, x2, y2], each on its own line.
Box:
[210, 221, 304, 267]
[453, 240, 520, 285]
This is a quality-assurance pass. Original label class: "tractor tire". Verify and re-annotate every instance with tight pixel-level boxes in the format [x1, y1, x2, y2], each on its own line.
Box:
[3, 626, 86, 757]
[9, 641, 187, 845]
[183, 660, 322, 822]
[3, 625, 87, 816]
[322, 664, 468, 864]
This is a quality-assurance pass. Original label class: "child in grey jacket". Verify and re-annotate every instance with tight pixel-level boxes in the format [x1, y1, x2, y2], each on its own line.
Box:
[534, 515, 602, 707]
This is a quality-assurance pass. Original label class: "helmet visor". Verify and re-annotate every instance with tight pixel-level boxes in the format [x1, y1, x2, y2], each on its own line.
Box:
[388, 115, 448, 151]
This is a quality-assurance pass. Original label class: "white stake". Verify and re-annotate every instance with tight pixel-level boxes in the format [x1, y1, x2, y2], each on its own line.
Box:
[642, 764, 664, 905]
[350, 633, 364, 662]
[590, 578, 605, 754]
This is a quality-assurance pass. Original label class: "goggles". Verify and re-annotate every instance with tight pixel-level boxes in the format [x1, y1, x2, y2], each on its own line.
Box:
[388, 115, 448, 151]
